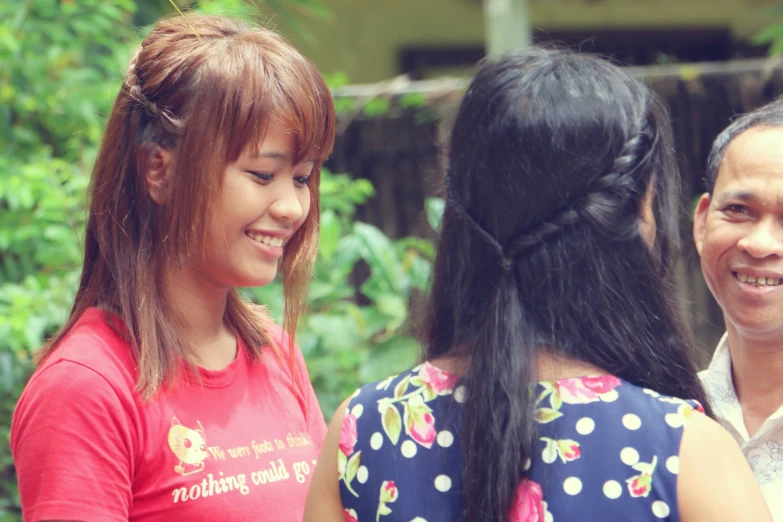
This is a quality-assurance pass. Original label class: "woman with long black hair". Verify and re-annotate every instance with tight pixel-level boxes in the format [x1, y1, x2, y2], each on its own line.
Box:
[305, 48, 769, 521]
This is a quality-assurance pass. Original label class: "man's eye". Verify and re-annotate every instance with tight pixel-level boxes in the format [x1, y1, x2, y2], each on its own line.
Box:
[723, 204, 748, 215]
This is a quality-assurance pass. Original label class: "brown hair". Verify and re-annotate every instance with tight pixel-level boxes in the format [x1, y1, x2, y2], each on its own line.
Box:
[36, 14, 336, 399]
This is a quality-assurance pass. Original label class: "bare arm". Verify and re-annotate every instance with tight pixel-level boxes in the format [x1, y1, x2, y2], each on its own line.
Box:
[678, 412, 772, 522]
[304, 398, 351, 522]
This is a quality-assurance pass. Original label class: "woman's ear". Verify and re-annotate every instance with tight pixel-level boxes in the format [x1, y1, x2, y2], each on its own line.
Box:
[639, 186, 656, 247]
[144, 145, 172, 204]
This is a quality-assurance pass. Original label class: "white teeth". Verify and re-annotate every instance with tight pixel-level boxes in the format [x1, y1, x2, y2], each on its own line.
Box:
[736, 273, 783, 286]
[247, 232, 283, 247]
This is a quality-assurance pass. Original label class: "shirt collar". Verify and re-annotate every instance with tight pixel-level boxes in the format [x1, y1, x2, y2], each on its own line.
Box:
[700, 333, 749, 441]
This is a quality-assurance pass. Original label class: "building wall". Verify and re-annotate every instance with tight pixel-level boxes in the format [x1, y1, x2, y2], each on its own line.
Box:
[282, 0, 776, 83]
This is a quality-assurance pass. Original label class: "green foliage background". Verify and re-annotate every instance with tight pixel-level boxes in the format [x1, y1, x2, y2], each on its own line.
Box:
[0, 0, 437, 517]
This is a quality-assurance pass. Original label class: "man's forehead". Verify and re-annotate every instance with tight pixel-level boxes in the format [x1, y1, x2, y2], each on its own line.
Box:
[716, 127, 783, 191]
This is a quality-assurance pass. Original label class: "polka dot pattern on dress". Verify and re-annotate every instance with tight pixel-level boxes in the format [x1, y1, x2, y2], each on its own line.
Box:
[665, 413, 685, 428]
[576, 417, 595, 435]
[665, 456, 679, 475]
[370, 432, 384, 450]
[622, 414, 642, 430]
[401, 440, 417, 458]
[603, 480, 622, 499]
[620, 447, 640, 466]
[338, 370, 695, 521]
[434, 475, 452, 492]
[652, 501, 670, 518]
[357, 466, 368, 484]
[437, 431, 454, 448]
[563, 477, 582, 495]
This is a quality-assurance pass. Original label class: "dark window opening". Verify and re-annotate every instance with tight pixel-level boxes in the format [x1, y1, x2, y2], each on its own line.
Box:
[399, 28, 768, 79]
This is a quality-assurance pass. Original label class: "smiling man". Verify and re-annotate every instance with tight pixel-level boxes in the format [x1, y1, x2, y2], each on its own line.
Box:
[695, 98, 783, 521]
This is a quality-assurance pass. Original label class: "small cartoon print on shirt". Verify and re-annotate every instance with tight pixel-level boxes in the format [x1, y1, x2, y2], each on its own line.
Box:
[168, 417, 208, 476]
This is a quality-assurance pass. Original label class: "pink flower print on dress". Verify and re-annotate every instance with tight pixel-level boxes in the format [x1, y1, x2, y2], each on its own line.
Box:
[555, 375, 621, 404]
[418, 363, 460, 396]
[380, 480, 398, 503]
[509, 480, 550, 522]
[404, 396, 437, 448]
[340, 412, 358, 457]
[580, 375, 622, 395]
[344, 508, 359, 522]
[626, 456, 658, 498]
[557, 439, 581, 462]
[376, 480, 399, 520]
[541, 437, 581, 464]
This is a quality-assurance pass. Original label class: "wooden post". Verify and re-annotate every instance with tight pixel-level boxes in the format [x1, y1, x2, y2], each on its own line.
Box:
[483, 0, 531, 57]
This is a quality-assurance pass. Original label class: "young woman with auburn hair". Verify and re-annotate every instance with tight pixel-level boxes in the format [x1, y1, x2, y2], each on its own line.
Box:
[11, 14, 335, 521]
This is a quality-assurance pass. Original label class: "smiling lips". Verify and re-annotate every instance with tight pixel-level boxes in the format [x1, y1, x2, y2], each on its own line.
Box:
[733, 271, 783, 287]
[246, 231, 285, 248]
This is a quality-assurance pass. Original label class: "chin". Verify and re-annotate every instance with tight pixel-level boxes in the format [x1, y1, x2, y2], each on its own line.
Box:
[729, 314, 783, 340]
[241, 272, 278, 288]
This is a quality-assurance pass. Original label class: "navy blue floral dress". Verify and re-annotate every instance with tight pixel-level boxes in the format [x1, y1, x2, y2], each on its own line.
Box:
[337, 362, 703, 522]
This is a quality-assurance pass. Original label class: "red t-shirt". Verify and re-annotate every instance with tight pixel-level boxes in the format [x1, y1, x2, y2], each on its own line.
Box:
[11, 307, 327, 522]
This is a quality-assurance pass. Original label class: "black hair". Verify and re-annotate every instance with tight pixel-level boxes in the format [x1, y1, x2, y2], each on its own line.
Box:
[705, 97, 783, 193]
[424, 48, 712, 522]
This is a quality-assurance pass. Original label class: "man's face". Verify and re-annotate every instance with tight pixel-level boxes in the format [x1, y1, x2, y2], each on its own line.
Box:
[694, 127, 783, 342]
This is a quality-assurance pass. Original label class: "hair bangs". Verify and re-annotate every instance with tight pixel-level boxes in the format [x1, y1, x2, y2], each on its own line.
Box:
[204, 33, 335, 166]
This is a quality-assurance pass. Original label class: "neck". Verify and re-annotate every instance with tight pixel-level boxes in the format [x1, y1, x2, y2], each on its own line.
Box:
[165, 266, 236, 370]
[726, 324, 783, 432]
[430, 349, 607, 381]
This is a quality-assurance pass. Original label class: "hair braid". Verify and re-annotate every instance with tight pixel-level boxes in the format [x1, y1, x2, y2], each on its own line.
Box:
[124, 47, 184, 135]
[485, 120, 653, 261]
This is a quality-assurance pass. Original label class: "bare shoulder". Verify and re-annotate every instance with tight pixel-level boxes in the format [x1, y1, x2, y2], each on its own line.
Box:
[304, 398, 351, 522]
[678, 412, 772, 522]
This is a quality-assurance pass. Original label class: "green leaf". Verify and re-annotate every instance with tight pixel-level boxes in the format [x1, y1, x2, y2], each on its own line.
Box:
[380, 403, 402, 445]
[378, 504, 392, 516]
[323, 71, 350, 89]
[534, 385, 554, 407]
[395, 236, 436, 260]
[375, 293, 408, 323]
[549, 390, 563, 411]
[318, 209, 341, 264]
[286, 0, 334, 21]
[337, 446, 347, 475]
[394, 374, 410, 398]
[362, 98, 391, 118]
[360, 336, 420, 382]
[534, 407, 564, 424]
[752, 23, 783, 45]
[400, 92, 428, 110]
[353, 222, 401, 294]
[541, 438, 557, 463]
[425, 197, 445, 232]
[345, 450, 361, 483]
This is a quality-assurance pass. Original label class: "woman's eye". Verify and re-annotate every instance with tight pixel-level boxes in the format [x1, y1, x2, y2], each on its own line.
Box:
[294, 176, 311, 187]
[248, 171, 273, 182]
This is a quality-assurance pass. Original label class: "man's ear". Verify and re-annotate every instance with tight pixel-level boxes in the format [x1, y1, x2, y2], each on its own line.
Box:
[693, 193, 711, 256]
[144, 145, 172, 204]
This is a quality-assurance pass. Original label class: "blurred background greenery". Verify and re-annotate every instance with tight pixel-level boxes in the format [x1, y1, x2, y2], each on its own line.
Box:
[3, 0, 783, 518]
